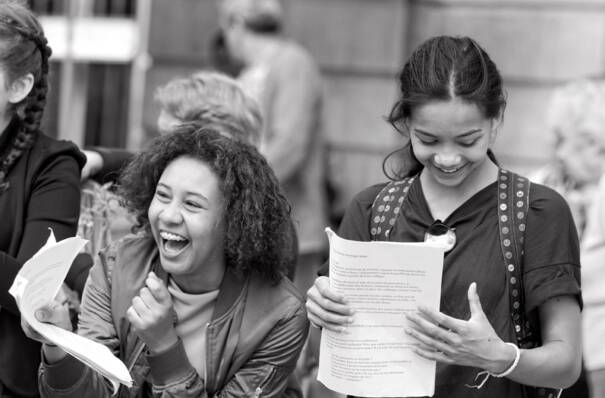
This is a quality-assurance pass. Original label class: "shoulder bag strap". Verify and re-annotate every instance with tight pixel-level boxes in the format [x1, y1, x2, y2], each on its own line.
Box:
[370, 177, 416, 242]
[497, 169, 562, 398]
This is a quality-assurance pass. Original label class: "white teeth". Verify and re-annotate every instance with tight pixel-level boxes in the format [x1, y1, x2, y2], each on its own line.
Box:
[160, 231, 187, 241]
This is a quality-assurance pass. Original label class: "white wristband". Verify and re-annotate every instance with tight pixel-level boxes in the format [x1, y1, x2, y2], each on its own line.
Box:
[489, 342, 521, 378]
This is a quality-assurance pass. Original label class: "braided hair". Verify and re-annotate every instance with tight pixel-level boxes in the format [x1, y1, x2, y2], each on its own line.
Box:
[0, 0, 52, 193]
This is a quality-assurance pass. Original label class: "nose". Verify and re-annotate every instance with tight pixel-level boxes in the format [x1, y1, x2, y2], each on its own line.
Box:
[159, 201, 183, 224]
[433, 152, 462, 168]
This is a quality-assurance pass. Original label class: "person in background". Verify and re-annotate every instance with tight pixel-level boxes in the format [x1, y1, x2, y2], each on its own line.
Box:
[0, 1, 85, 396]
[306, 35, 582, 398]
[533, 79, 605, 398]
[532, 79, 605, 239]
[81, 71, 262, 182]
[23, 126, 309, 397]
[217, 4, 330, 395]
[218, 0, 328, 292]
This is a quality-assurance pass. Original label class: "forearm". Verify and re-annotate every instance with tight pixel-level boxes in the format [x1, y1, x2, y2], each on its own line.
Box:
[39, 350, 112, 397]
[148, 339, 207, 397]
[505, 340, 580, 388]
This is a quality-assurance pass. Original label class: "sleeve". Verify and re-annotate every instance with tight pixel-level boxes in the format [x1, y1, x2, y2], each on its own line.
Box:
[146, 300, 308, 398]
[579, 175, 605, 306]
[211, 303, 309, 398]
[39, 250, 119, 398]
[89, 147, 134, 185]
[0, 153, 82, 314]
[260, 52, 322, 182]
[522, 184, 582, 313]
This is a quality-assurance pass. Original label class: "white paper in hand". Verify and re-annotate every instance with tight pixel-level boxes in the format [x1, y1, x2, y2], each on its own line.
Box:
[9, 229, 133, 390]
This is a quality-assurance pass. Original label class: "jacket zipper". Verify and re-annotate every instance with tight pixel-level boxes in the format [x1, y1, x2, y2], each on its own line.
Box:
[127, 339, 146, 372]
[254, 367, 277, 397]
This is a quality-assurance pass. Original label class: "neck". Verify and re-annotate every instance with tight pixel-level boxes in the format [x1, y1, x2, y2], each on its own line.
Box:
[242, 34, 281, 65]
[0, 113, 13, 137]
[420, 160, 499, 221]
[173, 260, 226, 294]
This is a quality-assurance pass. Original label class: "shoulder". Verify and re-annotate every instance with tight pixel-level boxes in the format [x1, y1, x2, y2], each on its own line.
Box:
[350, 182, 390, 210]
[32, 133, 86, 169]
[99, 233, 156, 279]
[528, 180, 573, 216]
[247, 275, 306, 319]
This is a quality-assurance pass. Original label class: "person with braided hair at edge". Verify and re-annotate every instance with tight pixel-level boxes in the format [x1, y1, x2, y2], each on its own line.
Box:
[305, 36, 582, 398]
[0, 1, 85, 397]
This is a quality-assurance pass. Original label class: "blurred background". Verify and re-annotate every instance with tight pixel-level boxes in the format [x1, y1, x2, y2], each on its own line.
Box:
[30, 0, 605, 218]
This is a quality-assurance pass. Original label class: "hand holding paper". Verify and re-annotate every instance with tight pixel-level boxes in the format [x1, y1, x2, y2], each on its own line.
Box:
[10, 229, 133, 390]
[316, 228, 445, 397]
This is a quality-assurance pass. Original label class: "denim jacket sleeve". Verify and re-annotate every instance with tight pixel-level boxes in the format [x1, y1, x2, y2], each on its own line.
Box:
[148, 300, 309, 397]
[38, 248, 120, 397]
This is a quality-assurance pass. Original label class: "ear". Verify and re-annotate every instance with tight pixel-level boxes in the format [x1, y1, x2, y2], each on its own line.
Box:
[8, 73, 35, 104]
[488, 112, 503, 145]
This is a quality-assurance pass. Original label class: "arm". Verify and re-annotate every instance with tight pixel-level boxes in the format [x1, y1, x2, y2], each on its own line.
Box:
[260, 52, 321, 182]
[39, 251, 120, 397]
[145, 298, 309, 398]
[0, 154, 81, 314]
[406, 285, 581, 389]
[306, 186, 380, 330]
[84, 147, 134, 184]
[214, 303, 309, 397]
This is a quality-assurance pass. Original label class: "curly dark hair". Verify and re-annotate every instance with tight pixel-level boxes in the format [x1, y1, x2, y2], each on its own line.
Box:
[117, 125, 294, 283]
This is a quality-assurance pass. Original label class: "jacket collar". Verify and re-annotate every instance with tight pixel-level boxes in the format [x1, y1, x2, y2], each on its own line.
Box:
[151, 253, 246, 321]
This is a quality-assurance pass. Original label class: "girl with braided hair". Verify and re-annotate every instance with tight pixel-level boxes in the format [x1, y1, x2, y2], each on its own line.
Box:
[0, 1, 84, 396]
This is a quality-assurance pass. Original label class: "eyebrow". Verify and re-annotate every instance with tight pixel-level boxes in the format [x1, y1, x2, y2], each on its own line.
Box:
[413, 128, 482, 138]
[156, 182, 210, 202]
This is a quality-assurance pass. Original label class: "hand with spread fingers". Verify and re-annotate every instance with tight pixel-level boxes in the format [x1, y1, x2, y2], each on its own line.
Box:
[405, 282, 516, 374]
[305, 276, 355, 332]
[126, 271, 178, 354]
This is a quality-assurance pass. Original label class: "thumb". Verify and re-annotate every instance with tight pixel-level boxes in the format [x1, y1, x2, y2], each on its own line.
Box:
[467, 282, 484, 318]
[35, 306, 54, 322]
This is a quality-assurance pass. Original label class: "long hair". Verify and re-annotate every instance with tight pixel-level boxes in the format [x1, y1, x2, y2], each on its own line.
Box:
[118, 125, 293, 283]
[0, 0, 52, 193]
[384, 36, 506, 179]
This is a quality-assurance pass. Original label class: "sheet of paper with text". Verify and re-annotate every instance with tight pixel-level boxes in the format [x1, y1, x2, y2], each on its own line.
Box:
[9, 229, 133, 390]
[317, 228, 445, 397]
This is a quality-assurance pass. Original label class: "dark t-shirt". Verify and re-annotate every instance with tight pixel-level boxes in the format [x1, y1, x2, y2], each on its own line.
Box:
[333, 177, 581, 398]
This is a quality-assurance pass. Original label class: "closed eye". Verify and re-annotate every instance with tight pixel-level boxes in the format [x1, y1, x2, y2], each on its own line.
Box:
[184, 200, 204, 210]
[458, 138, 480, 147]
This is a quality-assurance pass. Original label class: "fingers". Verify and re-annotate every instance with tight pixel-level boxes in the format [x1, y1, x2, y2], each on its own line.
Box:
[406, 311, 460, 347]
[35, 301, 71, 330]
[312, 277, 348, 305]
[145, 272, 171, 304]
[305, 276, 354, 332]
[416, 306, 464, 333]
[467, 282, 484, 318]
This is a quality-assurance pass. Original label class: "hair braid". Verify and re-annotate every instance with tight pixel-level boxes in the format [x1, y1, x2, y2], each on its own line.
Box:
[0, 3, 51, 194]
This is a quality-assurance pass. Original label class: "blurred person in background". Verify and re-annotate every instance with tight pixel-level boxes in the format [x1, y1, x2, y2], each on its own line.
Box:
[0, 1, 85, 396]
[81, 70, 262, 182]
[217, 1, 331, 396]
[533, 79, 605, 398]
[23, 127, 309, 397]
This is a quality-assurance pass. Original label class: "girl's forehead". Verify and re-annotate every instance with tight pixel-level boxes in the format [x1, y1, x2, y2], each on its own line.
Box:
[411, 99, 486, 124]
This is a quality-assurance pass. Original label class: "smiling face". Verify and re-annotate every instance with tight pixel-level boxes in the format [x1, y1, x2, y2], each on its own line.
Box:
[148, 156, 226, 293]
[407, 99, 499, 189]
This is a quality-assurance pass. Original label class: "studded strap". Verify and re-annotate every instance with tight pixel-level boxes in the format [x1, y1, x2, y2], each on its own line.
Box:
[497, 169, 561, 398]
[369, 177, 415, 241]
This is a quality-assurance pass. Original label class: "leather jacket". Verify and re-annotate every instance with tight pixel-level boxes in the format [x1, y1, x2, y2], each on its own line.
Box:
[39, 235, 309, 397]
